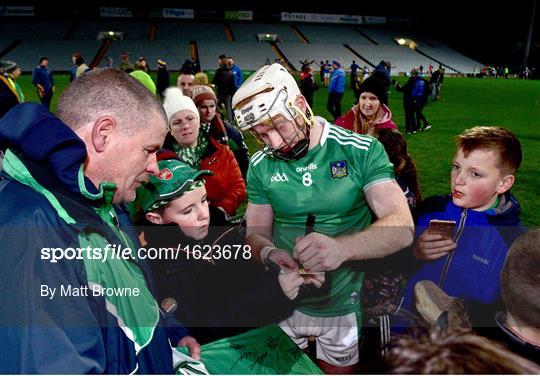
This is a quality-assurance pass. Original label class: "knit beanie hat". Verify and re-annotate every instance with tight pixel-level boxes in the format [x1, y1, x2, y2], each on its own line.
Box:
[191, 85, 217, 107]
[358, 77, 386, 101]
[163, 87, 200, 124]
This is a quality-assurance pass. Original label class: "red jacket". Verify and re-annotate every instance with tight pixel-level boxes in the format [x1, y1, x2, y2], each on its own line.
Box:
[335, 104, 397, 133]
[200, 137, 246, 216]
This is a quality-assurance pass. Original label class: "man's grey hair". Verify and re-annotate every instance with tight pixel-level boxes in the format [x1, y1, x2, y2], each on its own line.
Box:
[56, 68, 167, 134]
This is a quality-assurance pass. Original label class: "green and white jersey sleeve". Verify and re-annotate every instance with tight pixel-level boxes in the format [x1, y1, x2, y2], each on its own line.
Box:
[246, 117, 395, 317]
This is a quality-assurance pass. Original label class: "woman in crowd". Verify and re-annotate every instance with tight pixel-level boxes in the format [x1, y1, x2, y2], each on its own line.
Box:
[335, 76, 397, 135]
[162, 87, 246, 220]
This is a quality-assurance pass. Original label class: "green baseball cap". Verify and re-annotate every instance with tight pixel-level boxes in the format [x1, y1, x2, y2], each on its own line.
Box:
[137, 159, 213, 212]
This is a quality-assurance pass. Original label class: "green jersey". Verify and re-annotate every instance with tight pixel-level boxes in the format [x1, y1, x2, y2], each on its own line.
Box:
[247, 117, 395, 316]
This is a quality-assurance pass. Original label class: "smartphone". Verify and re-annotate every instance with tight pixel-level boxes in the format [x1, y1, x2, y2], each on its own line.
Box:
[428, 219, 456, 240]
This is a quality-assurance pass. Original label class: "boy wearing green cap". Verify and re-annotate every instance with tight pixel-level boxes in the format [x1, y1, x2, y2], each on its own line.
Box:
[137, 159, 300, 344]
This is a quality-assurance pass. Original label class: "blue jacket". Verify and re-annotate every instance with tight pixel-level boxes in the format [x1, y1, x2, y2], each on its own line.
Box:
[402, 193, 526, 324]
[32, 65, 55, 92]
[231, 65, 243, 89]
[0, 103, 188, 373]
[329, 68, 346, 94]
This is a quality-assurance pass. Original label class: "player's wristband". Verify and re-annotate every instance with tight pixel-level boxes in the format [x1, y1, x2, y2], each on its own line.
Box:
[260, 245, 277, 263]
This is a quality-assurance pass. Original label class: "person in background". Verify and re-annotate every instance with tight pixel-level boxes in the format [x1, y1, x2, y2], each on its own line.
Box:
[381, 327, 540, 374]
[3, 60, 24, 104]
[326, 59, 346, 121]
[335, 77, 397, 135]
[489, 229, 540, 365]
[0, 61, 22, 118]
[212, 55, 236, 123]
[135, 57, 149, 73]
[349, 59, 360, 88]
[156, 59, 169, 100]
[177, 72, 195, 97]
[299, 65, 318, 109]
[75, 55, 91, 79]
[118, 51, 133, 73]
[31, 56, 54, 110]
[192, 84, 250, 179]
[228, 57, 243, 89]
[70, 52, 81, 81]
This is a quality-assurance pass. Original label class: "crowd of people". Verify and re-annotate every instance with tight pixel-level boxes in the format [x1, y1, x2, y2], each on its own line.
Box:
[0, 52, 538, 375]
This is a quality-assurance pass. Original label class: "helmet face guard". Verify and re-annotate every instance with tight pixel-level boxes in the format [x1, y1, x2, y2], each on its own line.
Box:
[232, 63, 315, 161]
[243, 88, 313, 161]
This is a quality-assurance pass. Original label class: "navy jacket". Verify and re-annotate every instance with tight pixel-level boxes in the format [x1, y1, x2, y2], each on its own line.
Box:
[402, 194, 526, 325]
[0, 103, 187, 373]
[32, 66, 54, 92]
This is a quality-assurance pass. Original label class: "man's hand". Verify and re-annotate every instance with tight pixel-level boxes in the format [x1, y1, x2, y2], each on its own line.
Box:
[278, 269, 305, 300]
[414, 230, 456, 261]
[294, 233, 346, 272]
[177, 336, 201, 361]
[268, 249, 298, 270]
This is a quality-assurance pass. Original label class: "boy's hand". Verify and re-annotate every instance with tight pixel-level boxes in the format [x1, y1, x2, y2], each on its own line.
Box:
[414, 230, 457, 261]
[278, 268, 305, 300]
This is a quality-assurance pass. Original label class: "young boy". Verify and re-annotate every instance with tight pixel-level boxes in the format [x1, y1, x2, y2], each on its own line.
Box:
[137, 159, 299, 344]
[402, 126, 525, 326]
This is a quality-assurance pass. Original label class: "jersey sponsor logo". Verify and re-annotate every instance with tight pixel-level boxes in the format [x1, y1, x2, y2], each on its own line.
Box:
[330, 160, 348, 179]
[270, 172, 289, 182]
[295, 163, 318, 173]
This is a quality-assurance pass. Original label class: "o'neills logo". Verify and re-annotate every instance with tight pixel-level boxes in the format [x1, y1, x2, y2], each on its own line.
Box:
[241, 105, 253, 114]
[158, 168, 173, 180]
[296, 163, 318, 173]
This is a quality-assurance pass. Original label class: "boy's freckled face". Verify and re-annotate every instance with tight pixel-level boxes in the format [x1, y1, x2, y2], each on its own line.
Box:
[450, 148, 508, 211]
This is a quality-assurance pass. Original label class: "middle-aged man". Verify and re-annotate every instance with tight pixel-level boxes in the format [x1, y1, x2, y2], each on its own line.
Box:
[232, 63, 414, 374]
[0, 69, 199, 373]
[31, 56, 55, 110]
[177, 72, 195, 97]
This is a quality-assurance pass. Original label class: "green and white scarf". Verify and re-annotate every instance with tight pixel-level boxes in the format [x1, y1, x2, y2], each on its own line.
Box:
[174, 132, 208, 168]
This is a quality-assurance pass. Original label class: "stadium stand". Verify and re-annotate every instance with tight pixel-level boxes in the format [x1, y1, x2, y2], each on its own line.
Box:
[0, 19, 72, 40]
[348, 44, 439, 74]
[156, 21, 228, 41]
[278, 42, 358, 71]
[0, 16, 484, 74]
[229, 22, 300, 42]
[295, 24, 373, 44]
[70, 19, 152, 40]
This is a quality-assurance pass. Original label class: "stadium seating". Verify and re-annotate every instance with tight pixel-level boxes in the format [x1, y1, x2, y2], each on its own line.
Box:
[0, 17, 484, 74]
[156, 21, 228, 41]
[295, 24, 372, 44]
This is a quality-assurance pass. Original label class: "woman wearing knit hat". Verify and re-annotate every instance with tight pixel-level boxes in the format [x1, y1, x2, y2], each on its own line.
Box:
[192, 84, 250, 179]
[335, 77, 397, 135]
[162, 87, 246, 218]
